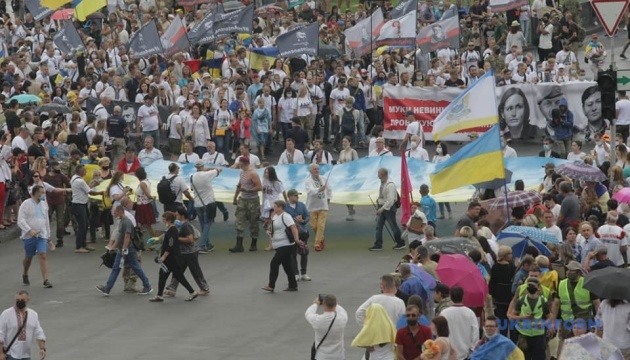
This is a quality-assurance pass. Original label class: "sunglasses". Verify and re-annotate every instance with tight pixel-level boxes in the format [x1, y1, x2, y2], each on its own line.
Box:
[33, 175, 39, 178]
[406, 314, 418, 318]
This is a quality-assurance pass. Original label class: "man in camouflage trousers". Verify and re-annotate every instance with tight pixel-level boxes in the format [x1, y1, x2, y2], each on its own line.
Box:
[229, 156, 262, 253]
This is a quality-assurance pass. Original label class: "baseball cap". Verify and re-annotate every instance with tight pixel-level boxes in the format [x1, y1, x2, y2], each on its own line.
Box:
[202, 73, 212, 79]
[195, 160, 205, 168]
[88, 145, 98, 152]
[526, 277, 540, 286]
[566, 261, 583, 271]
[287, 189, 301, 197]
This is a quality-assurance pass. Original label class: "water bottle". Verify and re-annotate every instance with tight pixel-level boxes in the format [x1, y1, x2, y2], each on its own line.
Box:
[119, 255, 125, 269]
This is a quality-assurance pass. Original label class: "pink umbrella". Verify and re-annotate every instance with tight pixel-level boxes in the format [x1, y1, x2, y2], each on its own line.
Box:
[612, 187, 630, 204]
[51, 8, 73, 20]
[436, 254, 488, 308]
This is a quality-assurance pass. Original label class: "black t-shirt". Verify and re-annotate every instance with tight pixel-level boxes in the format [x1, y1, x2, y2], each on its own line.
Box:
[590, 259, 616, 271]
[286, 126, 309, 152]
[5, 110, 20, 137]
[27, 143, 46, 158]
[178, 222, 196, 254]
[107, 115, 127, 138]
[67, 134, 87, 151]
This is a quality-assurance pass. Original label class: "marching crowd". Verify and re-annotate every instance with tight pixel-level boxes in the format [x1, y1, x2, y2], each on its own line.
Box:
[0, 0, 630, 359]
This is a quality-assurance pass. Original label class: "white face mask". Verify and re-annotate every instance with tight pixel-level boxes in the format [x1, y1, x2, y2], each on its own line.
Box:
[410, 141, 418, 149]
[484, 329, 499, 340]
[436, 147, 442, 155]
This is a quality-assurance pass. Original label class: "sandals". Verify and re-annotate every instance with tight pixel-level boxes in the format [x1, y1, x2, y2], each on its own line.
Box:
[261, 286, 274, 292]
[314, 244, 322, 252]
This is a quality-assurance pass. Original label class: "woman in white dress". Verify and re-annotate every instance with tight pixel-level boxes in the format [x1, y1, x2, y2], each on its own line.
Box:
[262, 167, 288, 251]
[432, 142, 452, 219]
[338, 136, 359, 221]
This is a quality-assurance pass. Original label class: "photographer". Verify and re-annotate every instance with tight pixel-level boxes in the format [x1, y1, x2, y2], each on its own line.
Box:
[305, 294, 348, 360]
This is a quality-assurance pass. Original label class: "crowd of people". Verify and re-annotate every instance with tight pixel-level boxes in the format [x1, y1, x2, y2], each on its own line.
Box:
[0, 0, 630, 359]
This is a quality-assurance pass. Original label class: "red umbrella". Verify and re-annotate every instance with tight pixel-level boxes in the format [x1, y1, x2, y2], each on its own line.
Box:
[51, 8, 73, 20]
[436, 254, 488, 308]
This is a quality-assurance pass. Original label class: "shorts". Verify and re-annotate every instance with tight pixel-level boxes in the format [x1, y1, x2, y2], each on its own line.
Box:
[23, 237, 47, 257]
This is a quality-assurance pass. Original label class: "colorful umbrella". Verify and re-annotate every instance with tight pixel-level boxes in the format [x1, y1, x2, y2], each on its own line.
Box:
[9, 94, 42, 104]
[584, 267, 630, 300]
[499, 226, 560, 245]
[612, 187, 630, 204]
[559, 333, 623, 359]
[486, 190, 542, 210]
[51, 8, 73, 20]
[555, 161, 607, 182]
[409, 265, 437, 291]
[424, 237, 482, 256]
[497, 229, 551, 258]
[436, 254, 488, 307]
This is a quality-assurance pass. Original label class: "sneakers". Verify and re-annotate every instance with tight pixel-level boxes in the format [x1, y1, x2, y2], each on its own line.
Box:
[393, 243, 406, 250]
[368, 246, 383, 251]
[74, 248, 89, 253]
[223, 212, 229, 222]
[199, 246, 215, 254]
[149, 296, 164, 302]
[185, 292, 199, 302]
[163, 289, 176, 297]
[55, 240, 64, 248]
[301, 274, 312, 281]
[22, 275, 30, 286]
[43, 280, 53, 288]
[296, 275, 300, 282]
[95, 285, 110, 296]
[85, 246, 96, 251]
[345, 214, 354, 221]
[138, 287, 153, 295]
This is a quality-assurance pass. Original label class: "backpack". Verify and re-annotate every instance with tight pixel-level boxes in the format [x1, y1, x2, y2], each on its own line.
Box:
[131, 226, 146, 251]
[79, 125, 93, 148]
[340, 108, 356, 134]
[389, 182, 401, 208]
[100, 251, 116, 268]
[576, 26, 586, 44]
[157, 176, 177, 204]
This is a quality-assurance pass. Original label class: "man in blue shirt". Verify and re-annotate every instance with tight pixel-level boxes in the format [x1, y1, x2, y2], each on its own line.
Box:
[247, 73, 263, 108]
[284, 189, 311, 281]
[419, 184, 438, 231]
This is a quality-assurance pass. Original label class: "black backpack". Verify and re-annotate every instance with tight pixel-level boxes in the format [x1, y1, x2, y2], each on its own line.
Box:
[389, 182, 401, 208]
[100, 251, 116, 268]
[131, 226, 145, 251]
[79, 125, 93, 148]
[157, 176, 177, 204]
[340, 108, 356, 134]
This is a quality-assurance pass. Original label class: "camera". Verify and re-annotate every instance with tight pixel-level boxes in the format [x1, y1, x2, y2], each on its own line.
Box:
[318, 294, 327, 304]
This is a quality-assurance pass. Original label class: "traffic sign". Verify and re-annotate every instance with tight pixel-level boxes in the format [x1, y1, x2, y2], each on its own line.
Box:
[590, 0, 630, 37]
[618, 69, 630, 91]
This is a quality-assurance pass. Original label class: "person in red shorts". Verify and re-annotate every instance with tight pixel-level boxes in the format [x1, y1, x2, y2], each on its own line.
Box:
[395, 304, 433, 360]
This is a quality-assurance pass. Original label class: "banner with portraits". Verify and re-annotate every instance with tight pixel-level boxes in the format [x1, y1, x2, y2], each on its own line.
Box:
[383, 81, 601, 141]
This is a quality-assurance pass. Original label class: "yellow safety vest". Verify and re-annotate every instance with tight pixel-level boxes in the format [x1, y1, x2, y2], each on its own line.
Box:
[518, 283, 551, 299]
[516, 295, 547, 337]
[558, 277, 592, 321]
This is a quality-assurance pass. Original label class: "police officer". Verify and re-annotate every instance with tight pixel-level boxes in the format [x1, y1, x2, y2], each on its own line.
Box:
[107, 105, 128, 165]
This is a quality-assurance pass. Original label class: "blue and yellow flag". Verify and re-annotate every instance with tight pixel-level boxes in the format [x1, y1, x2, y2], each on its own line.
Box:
[247, 47, 279, 71]
[74, 0, 106, 21]
[430, 124, 505, 194]
[431, 70, 499, 141]
[42, 0, 72, 10]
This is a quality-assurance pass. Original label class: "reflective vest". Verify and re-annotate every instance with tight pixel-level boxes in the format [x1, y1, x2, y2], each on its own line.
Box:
[516, 295, 546, 337]
[558, 277, 591, 321]
[518, 283, 551, 299]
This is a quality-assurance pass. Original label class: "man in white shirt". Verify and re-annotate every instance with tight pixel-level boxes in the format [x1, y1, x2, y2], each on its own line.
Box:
[230, 143, 261, 168]
[405, 135, 430, 160]
[137, 95, 162, 149]
[93, 96, 111, 122]
[596, 211, 627, 268]
[162, 162, 194, 213]
[278, 138, 305, 165]
[191, 161, 222, 253]
[369, 137, 393, 157]
[501, 137, 518, 158]
[137, 136, 164, 168]
[177, 141, 200, 164]
[305, 164, 332, 252]
[165, 103, 184, 158]
[11, 127, 30, 152]
[616, 91, 630, 145]
[542, 210, 563, 243]
[441, 287, 480, 360]
[0, 291, 47, 360]
[202, 141, 229, 166]
[305, 294, 348, 360]
[329, 77, 350, 140]
[71, 165, 102, 253]
[400, 110, 426, 151]
[307, 140, 334, 164]
[356, 274, 406, 325]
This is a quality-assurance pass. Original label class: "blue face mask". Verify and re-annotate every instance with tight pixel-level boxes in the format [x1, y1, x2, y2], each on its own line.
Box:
[39, 195, 46, 202]
[174, 220, 183, 227]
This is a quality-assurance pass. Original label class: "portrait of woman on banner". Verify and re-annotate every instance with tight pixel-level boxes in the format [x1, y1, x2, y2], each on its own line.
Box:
[498, 87, 530, 140]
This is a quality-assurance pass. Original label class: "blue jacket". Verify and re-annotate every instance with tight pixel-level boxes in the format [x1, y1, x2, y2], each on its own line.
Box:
[551, 98, 573, 140]
[284, 201, 310, 233]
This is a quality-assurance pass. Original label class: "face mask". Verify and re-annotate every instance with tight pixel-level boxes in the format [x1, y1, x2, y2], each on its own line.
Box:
[596, 141, 602, 146]
[579, 76, 586, 80]
[484, 329, 498, 340]
[527, 286, 538, 295]
[174, 220, 183, 227]
[567, 272, 580, 281]
[40, 195, 46, 201]
[436, 147, 442, 155]
[38, 139, 45, 144]
[501, 142, 506, 149]
[410, 141, 418, 149]
[406, 319, 418, 326]
[15, 299, 26, 309]
[543, 144, 550, 151]
[102, 166, 110, 170]
[53, 169, 61, 174]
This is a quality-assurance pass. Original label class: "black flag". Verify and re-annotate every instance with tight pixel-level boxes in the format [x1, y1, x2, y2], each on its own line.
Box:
[53, 21, 85, 56]
[128, 21, 163, 59]
[276, 23, 319, 58]
[390, 0, 417, 20]
[25, 0, 54, 21]
[213, 5, 254, 40]
[188, 12, 215, 45]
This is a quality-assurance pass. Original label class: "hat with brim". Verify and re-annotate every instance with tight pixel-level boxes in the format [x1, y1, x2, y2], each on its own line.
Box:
[287, 189, 301, 197]
[566, 260, 583, 271]
[537, 85, 563, 104]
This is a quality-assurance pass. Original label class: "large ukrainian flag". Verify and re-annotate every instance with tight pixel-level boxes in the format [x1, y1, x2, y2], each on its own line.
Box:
[42, 0, 72, 10]
[74, 0, 106, 21]
[431, 70, 499, 141]
[430, 124, 505, 194]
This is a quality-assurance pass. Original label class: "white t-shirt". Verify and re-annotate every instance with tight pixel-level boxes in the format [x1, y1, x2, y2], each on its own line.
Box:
[109, 184, 124, 214]
[329, 88, 350, 115]
[598, 224, 627, 266]
[406, 147, 429, 160]
[190, 170, 218, 208]
[233, 153, 261, 168]
[355, 294, 405, 325]
[543, 225, 563, 244]
[441, 306, 480, 360]
[270, 212, 295, 248]
[538, 24, 554, 50]
[405, 121, 424, 149]
[178, 152, 200, 164]
[616, 98, 630, 126]
[202, 151, 229, 166]
[168, 114, 182, 139]
[11, 136, 27, 152]
[138, 104, 160, 132]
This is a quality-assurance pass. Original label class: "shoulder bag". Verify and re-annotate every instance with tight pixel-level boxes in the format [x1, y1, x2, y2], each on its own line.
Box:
[3, 311, 28, 354]
[310, 312, 337, 360]
[190, 175, 217, 221]
[407, 326, 424, 352]
[272, 213, 296, 243]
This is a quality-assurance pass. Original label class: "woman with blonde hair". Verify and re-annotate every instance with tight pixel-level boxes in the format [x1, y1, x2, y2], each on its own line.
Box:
[522, 213, 540, 227]
[610, 165, 628, 190]
[32, 157, 48, 177]
[55, 131, 70, 161]
[294, 85, 313, 139]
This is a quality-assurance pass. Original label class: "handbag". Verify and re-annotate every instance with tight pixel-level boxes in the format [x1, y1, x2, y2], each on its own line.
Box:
[3, 311, 28, 354]
[272, 213, 296, 243]
[310, 312, 337, 360]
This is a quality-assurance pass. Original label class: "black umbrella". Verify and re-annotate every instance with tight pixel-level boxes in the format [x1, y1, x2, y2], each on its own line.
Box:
[584, 267, 630, 300]
[36, 103, 72, 114]
[424, 237, 481, 256]
[87, 12, 106, 19]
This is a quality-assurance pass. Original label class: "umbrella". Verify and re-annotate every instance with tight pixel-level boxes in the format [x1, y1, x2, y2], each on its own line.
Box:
[318, 43, 342, 59]
[86, 12, 106, 19]
[436, 254, 488, 307]
[499, 225, 560, 245]
[555, 161, 607, 182]
[9, 94, 42, 104]
[51, 8, 73, 20]
[424, 237, 482, 256]
[473, 169, 513, 191]
[36, 103, 72, 114]
[255, 4, 283, 14]
[559, 333, 623, 360]
[409, 265, 437, 291]
[612, 187, 630, 204]
[497, 230, 551, 258]
[222, 0, 246, 12]
[486, 190, 542, 210]
[584, 267, 630, 300]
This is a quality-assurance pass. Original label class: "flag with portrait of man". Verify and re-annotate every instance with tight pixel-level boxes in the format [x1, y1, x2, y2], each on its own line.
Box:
[416, 16, 460, 54]
[128, 20, 163, 59]
[374, 11, 417, 48]
[53, 21, 85, 57]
